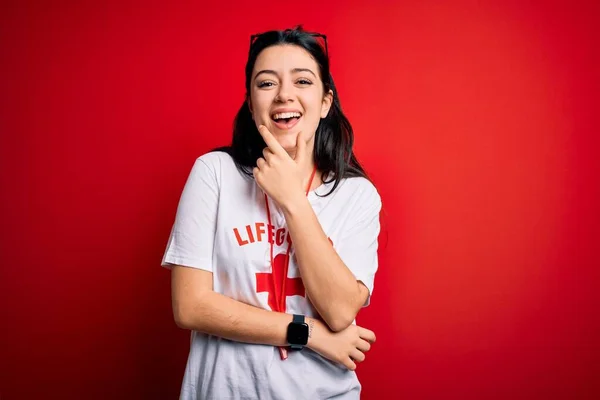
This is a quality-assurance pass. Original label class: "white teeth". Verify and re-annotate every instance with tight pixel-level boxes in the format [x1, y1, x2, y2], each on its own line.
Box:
[273, 112, 301, 120]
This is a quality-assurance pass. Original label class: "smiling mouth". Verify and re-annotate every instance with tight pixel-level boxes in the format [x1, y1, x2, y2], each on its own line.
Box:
[271, 111, 302, 129]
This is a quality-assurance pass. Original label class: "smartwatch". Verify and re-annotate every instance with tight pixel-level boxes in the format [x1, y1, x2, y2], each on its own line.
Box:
[286, 314, 309, 350]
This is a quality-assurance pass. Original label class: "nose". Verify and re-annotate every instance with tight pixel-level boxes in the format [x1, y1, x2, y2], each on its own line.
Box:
[275, 80, 294, 103]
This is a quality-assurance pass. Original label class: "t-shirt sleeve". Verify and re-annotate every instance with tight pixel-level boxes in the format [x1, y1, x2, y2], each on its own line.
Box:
[161, 156, 219, 272]
[335, 182, 382, 307]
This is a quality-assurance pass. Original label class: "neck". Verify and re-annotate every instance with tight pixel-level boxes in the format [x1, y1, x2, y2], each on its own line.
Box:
[304, 161, 321, 192]
[288, 142, 321, 192]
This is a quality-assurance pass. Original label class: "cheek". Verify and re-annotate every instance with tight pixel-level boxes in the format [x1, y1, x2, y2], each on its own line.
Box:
[250, 91, 273, 114]
[301, 92, 324, 115]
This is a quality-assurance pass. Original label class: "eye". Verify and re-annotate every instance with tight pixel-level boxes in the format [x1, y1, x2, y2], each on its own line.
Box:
[257, 81, 276, 88]
[297, 79, 313, 85]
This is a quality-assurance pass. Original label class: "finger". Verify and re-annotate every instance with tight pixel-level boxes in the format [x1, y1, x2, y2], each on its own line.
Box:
[350, 349, 366, 363]
[344, 358, 357, 371]
[256, 157, 267, 169]
[356, 338, 371, 353]
[358, 327, 376, 343]
[252, 167, 262, 187]
[258, 125, 287, 157]
[262, 147, 275, 164]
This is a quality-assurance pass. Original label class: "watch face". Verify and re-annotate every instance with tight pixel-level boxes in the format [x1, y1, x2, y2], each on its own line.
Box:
[287, 323, 309, 345]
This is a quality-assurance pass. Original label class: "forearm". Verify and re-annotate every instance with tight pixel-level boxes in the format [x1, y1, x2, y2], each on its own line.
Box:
[176, 290, 293, 346]
[176, 290, 325, 348]
[283, 197, 363, 331]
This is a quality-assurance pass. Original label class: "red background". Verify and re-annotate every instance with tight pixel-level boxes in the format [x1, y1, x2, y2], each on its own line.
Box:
[1, 0, 599, 399]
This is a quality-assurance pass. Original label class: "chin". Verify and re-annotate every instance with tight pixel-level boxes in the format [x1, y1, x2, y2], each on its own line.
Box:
[277, 137, 298, 153]
[271, 126, 299, 141]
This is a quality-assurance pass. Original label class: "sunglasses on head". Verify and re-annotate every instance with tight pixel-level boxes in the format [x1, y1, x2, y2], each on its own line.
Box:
[249, 30, 329, 58]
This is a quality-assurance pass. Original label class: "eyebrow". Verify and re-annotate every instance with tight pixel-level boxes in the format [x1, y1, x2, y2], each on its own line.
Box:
[254, 68, 317, 81]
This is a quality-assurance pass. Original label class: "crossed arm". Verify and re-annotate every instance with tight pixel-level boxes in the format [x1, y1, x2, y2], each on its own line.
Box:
[171, 195, 370, 344]
[281, 197, 370, 331]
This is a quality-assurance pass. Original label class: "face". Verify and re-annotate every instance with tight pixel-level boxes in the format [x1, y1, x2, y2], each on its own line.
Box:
[248, 44, 333, 155]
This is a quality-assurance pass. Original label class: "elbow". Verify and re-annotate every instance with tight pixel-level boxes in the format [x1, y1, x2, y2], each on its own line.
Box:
[172, 298, 198, 330]
[173, 304, 191, 329]
[324, 312, 355, 333]
[324, 286, 367, 332]
[172, 289, 215, 331]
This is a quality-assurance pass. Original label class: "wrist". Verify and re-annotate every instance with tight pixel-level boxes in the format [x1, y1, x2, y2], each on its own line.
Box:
[281, 193, 310, 217]
[306, 317, 322, 351]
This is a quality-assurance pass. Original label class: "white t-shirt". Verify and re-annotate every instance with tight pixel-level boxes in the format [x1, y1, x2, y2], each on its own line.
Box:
[161, 151, 382, 400]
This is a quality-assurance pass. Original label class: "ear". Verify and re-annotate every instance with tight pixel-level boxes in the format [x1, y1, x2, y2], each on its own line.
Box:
[320, 89, 334, 118]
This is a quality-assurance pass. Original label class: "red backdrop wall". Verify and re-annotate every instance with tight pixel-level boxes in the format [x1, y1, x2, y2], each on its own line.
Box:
[1, 0, 599, 399]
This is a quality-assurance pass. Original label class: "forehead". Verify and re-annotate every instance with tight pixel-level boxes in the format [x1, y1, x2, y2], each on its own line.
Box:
[253, 44, 320, 76]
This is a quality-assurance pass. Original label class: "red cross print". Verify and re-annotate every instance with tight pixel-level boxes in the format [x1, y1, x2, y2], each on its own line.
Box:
[256, 253, 305, 312]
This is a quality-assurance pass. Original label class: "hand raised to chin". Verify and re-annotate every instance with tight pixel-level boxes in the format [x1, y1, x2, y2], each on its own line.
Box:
[253, 125, 312, 209]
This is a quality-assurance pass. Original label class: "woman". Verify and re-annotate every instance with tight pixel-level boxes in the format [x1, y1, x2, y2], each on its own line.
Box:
[161, 26, 382, 399]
